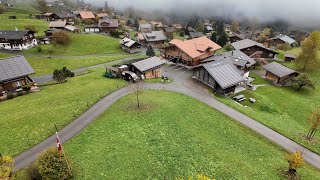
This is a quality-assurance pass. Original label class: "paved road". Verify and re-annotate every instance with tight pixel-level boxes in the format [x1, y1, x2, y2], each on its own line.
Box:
[14, 64, 320, 170]
[32, 55, 145, 84]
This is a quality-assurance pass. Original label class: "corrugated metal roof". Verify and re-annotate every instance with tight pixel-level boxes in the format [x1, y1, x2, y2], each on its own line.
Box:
[132, 56, 165, 72]
[231, 39, 277, 53]
[0, 55, 35, 82]
[269, 35, 296, 45]
[203, 61, 245, 89]
[263, 62, 297, 78]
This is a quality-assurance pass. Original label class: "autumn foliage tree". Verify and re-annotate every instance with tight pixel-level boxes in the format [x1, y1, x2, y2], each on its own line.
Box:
[0, 155, 14, 179]
[286, 151, 305, 175]
[306, 108, 320, 140]
[35, 147, 72, 180]
[34, 0, 49, 13]
[231, 19, 240, 32]
[291, 73, 316, 91]
[195, 20, 205, 33]
[52, 30, 70, 46]
[295, 31, 320, 71]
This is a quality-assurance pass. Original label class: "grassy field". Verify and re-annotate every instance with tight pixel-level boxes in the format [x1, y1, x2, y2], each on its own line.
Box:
[62, 91, 320, 179]
[0, 68, 126, 156]
[25, 34, 124, 56]
[276, 47, 302, 60]
[0, 10, 48, 36]
[217, 68, 320, 154]
[26, 55, 131, 76]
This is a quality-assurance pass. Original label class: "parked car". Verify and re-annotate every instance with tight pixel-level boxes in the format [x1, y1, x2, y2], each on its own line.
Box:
[122, 71, 140, 82]
[233, 95, 246, 102]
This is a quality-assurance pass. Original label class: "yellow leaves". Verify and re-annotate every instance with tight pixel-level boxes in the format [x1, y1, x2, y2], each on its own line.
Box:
[286, 151, 305, 170]
[0, 155, 14, 179]
[308, 108, 320, 129]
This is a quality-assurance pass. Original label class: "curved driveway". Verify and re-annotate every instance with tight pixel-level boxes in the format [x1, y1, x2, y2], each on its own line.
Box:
[14, 66, 320, 170]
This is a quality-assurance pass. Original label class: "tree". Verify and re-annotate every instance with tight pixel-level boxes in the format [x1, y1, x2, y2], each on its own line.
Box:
[139, 19, 147, 24]
[257, 28, 271, 43]
[34, 0, 49, 13]
[276, 43, 291, 51]
[35, 147, 72, 180]
[306, 108, 320, 140]
[52, 30, 70, 46]
[210, 31, 217, 42]
[25, 25, 38, 33]
[195, 20, 204, 33]
[215, 21, 224, 37]
[0, 5, 7, 14]
[224, 43, 234, 51]
[53, 69, 67, 84]
[217, 32, 228, 46]
[231, 19, 240, 32]
[295, 32, 320, 71]
[146, 45, 155, 57]
[179, 30, 185, 37]
[291, 73, 316, 91]
[0, 155, 14, 179]
[286, 151, 305, 175]
[129, 80, 144, 108]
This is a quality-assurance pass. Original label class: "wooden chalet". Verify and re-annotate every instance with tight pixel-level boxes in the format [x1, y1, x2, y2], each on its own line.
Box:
[43, 12, 60, 21]
[161, 36, 221, 66]
[79, 11, 95, 20]
[193, 60, 245, 95]
[262, 62, 299, 85]
[228, 33, 245, 43]
[0, 56, 36, 93]
[231, 39, 278, 59]
[120, 37, 142, 54]
[0, 30, 37, 50]
[98, 18, 119, 33]
[138, 31, 167, 48]
[130, 57, 165, 79]
[267, 34, 298, 47]
[139, 24, 152, 33]
[284, 52, 296, 62]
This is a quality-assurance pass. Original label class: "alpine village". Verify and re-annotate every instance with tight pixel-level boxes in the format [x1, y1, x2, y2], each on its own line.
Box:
[1, 0, 320, 179]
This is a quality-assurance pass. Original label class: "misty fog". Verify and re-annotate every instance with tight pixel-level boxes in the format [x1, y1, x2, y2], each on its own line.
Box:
[87, 0, 320, 29]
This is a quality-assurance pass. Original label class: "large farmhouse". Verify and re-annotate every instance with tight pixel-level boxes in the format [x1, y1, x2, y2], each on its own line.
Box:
[130, 56, 165, 79]
[98, 18, 119, 33]
[193, 60, 245, 95]
[0, 56, 36, 93]
[0, 30, 37, 50]
[231, 39, 278, 59]
[161, 36, 221, 66]
[137, 31, 167, 48]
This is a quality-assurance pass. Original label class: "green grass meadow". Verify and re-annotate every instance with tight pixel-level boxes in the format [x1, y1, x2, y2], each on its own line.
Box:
[0, 68, 125, 156]
[63, 91, 320, 179]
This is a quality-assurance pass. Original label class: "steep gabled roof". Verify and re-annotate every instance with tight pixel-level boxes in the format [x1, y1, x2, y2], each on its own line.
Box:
[79, 11, 95, 19]
[142, 31, 167, 42]
[189, 31, 204, 39]
[0, 30, 32, 40]
[231, 39, 277, 53]
[98, 19, 119, 28]
[269, 34, 296, 45]
[263, 62, 297, 78]
[203, 61, 245, 89]
[49, 21, 67, 28]
[169, 36, 222, 59]
[132, 56, 165, 72]
[0, 55, 34, 82]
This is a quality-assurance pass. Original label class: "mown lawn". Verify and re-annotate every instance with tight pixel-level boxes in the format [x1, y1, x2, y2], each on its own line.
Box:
[0, 68, 126, 156]
[64, 91, 320, 179]
[217, 69, 320, 154]
[0, 11, 48, 36]
[25, 34, 123, 56]
[26, 55, 131, 76]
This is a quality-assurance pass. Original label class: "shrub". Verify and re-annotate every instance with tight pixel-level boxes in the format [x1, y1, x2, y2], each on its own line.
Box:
[224, 43, 234, 51]
[52, 30, 70, 46]
[6, 93, 15, 99]
[26, 163, 42, 180]
[277, 43, 291, 51]
[35, 147, 72, 180]
[17, 91, 24, 96]
[53, 69, 66, 84]
[25, 25, 38, 33]
[179, 30, 185, 37]
[37, 46, 42, 52]
[0, 5, 7, 14]
[22, 85, 31, 93]
[73, 18, 81, 25]
[62, 67, 74, 77]
[82, 19, 95, 25]
[0, 155, 14, 179]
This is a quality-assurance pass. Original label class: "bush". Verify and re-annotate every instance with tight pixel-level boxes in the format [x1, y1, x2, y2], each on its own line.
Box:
[37, 46, 42, 52]
[224, 43, 234, 51]
[17, 91, 24, 96]
[179, 30, 185, 37]
[26, 163, 42, 180]
[73, 18, 81, 25]
[0, 155, 14, 179]
[62, 67, 74, 77]
[22, 85, 31, 93]
[25, 25, 38, 33]
[277, 43, 291, 51]
[35, 147, 72, 180]
[0, 5, 7, 14]
[82, 19, 95, 25]
[6, 93, 15, 99]
[52, 30, 70, 46]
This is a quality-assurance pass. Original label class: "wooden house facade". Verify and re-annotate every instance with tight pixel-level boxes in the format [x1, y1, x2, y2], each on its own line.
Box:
[0, 30, 37, 50]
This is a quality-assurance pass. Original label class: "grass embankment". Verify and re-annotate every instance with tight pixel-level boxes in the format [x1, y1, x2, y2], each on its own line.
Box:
[25, 34, 124, 56]
[62, 91, 320, 179]
[0, 68, 126, 156]
[217, 68, 320, 154]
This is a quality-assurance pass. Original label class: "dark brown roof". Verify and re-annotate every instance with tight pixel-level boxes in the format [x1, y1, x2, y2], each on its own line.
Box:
[98, 19, 119, 28]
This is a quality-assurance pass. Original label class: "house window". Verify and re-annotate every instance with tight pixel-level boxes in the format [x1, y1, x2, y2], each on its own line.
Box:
[16, 81, 22, 87]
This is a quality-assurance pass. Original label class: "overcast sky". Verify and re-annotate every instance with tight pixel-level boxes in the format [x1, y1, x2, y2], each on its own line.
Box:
[87, 0, 320, 28]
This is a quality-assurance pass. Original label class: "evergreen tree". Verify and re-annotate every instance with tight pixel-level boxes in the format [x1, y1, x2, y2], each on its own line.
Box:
[195, 20, 205, 33]
[146, 45, 155, 57]
[217, 32, 228, 46]
[210, 31, 217, 42]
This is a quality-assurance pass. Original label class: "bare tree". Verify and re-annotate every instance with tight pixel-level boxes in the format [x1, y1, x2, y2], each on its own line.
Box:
[129, 80, 145, 108]
[306, 108, 320, 140]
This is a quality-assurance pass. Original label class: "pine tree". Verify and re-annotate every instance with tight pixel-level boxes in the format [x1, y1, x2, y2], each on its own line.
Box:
[210, 31, 217, 42]
[146, 45, 155, 57]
